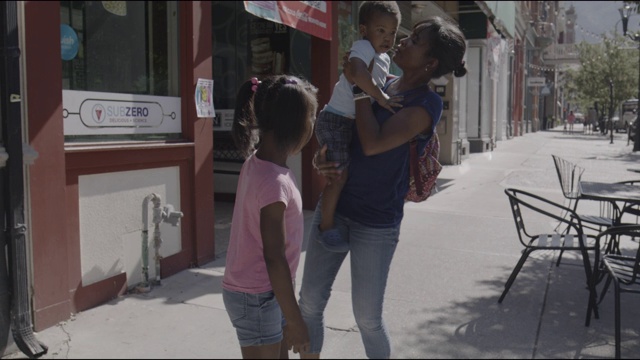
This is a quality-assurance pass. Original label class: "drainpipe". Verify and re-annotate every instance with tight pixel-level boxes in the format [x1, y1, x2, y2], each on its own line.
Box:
[0, 1, 47, 357]
[137, 193, 183, 293]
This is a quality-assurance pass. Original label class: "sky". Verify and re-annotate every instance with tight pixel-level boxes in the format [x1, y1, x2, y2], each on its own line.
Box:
[570, 0, 629, 43]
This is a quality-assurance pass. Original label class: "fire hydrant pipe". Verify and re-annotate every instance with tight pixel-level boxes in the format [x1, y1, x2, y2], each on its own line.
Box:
[139, 193, 163, 291]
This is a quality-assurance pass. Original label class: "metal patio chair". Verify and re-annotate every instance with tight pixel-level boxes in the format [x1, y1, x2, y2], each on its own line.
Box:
[586, 225, 640, 359]
[501, 188, 599, 326]
[552, 155, 614, 266]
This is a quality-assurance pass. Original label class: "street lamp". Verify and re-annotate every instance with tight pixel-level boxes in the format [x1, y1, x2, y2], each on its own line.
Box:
[620, 5, 640, 151]
[608, 78, 614, 144]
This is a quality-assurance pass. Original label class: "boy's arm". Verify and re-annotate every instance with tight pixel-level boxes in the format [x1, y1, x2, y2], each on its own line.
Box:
[348, 57, 388, 103]
[347, 57, 401, 113]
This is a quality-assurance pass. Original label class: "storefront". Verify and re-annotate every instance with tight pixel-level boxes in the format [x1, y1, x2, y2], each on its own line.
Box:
[16, 0, 346, 332]
[23, 1, 215, 331]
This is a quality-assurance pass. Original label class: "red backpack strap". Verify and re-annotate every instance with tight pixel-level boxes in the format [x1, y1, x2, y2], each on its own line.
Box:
[409, 139, 424, 196]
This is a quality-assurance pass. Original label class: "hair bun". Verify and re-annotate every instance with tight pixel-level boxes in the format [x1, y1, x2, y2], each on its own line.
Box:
[453, 61, 467, 77]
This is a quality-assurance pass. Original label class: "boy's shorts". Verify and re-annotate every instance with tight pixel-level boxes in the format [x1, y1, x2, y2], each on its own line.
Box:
[314, 109, 353, 170]
[223, 288, 286, 347]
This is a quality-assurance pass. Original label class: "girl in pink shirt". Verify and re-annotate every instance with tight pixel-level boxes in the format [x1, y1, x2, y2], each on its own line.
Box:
[222, 75, 318, 359]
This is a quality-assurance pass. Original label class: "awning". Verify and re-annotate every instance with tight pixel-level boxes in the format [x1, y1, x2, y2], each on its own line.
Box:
[243, 1, 332, 41]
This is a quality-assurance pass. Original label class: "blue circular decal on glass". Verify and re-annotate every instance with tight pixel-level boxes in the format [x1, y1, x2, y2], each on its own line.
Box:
[60, 24, 79, 61]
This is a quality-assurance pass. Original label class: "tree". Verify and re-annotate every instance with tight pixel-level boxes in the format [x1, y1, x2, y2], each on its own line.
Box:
[565, 34, 638, 118]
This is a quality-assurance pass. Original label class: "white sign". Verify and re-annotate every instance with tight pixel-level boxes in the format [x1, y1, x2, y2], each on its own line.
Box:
[195, 78, 215, 118]
[63, 90, 181, 135]
[527, 77, 546, 87]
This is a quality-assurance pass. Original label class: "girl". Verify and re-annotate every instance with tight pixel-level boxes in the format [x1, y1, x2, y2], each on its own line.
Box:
[222, 75, 318, 359]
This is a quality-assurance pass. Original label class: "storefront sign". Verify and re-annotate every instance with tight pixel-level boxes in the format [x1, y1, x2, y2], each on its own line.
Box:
[527, 77, 546, 87]
[62, 90, 181, 135]
[244, 1, 332, 41]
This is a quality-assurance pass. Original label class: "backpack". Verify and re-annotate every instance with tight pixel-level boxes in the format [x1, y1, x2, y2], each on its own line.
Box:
[405, 132, 442, 202]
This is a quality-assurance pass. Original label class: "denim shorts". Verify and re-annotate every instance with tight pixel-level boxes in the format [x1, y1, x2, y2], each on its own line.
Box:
[223, 288, 286, 347]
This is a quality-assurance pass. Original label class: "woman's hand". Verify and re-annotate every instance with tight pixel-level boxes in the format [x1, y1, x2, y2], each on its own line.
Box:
[313, 144, 342, 184]
[375, 93, 403, 114]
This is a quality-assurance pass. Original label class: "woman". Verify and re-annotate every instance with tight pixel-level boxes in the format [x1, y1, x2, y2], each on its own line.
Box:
[298, 16, 468, 359]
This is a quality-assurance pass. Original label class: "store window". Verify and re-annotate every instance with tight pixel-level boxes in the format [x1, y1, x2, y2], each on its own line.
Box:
[211, 1, 311, 162]
[61, 1, 181, 142]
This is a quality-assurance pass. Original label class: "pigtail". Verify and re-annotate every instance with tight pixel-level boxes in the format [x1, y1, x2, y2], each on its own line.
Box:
[232, 79, 259, 158]
[233, 75, 318, 159]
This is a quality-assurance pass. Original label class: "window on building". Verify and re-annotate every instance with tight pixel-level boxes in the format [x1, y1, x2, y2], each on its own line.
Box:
[211, 1, 311, 162]
[61, 1, 181, 142]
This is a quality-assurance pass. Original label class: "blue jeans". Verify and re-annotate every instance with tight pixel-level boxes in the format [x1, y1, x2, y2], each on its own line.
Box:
[298, 202, 400, 358]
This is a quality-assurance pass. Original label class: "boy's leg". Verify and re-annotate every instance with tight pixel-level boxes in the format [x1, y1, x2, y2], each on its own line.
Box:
[314, 111, 352, 252]
[319, 168, 348, 232]
[317, 168, 349, 252]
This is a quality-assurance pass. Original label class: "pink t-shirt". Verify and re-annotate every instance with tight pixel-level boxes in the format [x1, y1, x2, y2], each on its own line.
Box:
[222, 152, 304, 294]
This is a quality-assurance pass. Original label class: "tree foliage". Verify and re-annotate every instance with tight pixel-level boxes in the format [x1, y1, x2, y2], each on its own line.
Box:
[565, 34, 638, 117]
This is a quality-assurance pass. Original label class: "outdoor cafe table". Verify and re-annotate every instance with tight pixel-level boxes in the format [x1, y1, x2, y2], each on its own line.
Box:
[579, 181, 640, 320]
[579, 181, 640, 223]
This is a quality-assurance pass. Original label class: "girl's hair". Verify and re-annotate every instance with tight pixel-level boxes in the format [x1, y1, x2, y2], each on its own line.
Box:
[232, 75, 319, 158]
[358, 1, 401, 26]
[414, 17, 468, 78]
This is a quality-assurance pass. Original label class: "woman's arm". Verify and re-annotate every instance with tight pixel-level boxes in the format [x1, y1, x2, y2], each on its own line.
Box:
[353, 93, 432, 156]
[343, 54, 432, 155]
[260, 202, 309, 354]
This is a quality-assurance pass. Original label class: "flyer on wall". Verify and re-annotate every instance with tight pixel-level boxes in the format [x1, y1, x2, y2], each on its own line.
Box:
[195, 78, 215, 118]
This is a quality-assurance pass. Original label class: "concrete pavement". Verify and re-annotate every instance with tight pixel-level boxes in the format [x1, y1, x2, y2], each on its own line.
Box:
[4, 125, 640, 359]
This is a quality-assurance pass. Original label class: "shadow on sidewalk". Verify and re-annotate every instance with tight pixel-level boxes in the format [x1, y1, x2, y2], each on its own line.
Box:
[395, 255, 640, 359]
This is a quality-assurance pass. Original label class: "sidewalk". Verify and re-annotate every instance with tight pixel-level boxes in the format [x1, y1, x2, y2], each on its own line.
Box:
[4, 125, 640, 359]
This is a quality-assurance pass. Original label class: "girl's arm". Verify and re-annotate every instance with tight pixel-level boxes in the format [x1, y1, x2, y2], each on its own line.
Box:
[260, 201, 310, 354]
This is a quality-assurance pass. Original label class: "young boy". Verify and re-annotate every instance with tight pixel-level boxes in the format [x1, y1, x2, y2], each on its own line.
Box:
[314, 1, 401, 252]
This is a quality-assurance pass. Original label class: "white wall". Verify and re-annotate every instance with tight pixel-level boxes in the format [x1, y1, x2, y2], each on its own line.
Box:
[78, 167, 181, 288]
[466, 46, 482, 138]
